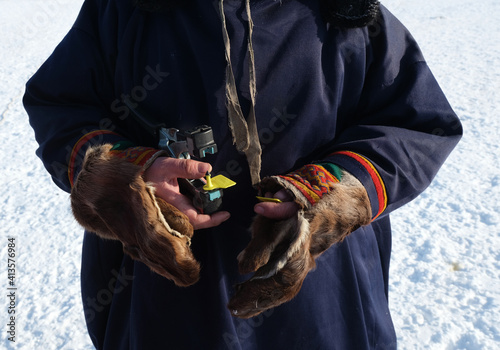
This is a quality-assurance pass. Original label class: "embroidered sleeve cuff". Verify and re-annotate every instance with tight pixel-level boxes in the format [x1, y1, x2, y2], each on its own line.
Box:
[68, 130, 169, 187]
[324, 151, 388, 220]
[109, 144, 168, 171]
[277, 164, 341, 206]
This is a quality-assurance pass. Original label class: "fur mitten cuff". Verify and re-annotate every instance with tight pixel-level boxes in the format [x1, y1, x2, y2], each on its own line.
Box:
[228, 164, 372, 318]
[70, 144, 200, 286]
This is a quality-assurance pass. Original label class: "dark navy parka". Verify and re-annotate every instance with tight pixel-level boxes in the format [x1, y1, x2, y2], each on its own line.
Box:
[24, 0, 462, 349]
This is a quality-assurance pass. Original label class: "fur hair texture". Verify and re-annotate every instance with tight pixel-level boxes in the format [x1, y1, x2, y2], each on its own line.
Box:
[133, 0, 380, 28]
[321, 0, 380, 27]
[70, 144, 200, 287]
[228, 171, 372, 318]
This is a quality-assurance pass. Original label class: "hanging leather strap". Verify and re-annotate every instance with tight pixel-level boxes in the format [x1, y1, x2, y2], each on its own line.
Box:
[219, 0, 262, 186]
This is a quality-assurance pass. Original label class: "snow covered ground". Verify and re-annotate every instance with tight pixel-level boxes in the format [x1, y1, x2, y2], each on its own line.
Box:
[0, 0, 498, 349]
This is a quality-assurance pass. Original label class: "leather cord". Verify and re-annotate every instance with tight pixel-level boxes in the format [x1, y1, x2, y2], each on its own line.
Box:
[219, 0, 262, 186]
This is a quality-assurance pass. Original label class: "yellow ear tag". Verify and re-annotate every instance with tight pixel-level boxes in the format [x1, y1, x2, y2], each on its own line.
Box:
[203, 174, 236, 191]
[256, 196, 283, 203]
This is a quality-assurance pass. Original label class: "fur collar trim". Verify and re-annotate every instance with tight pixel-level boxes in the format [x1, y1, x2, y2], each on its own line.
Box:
[322, 0, 380, 27]
[133, 0, 380, 28]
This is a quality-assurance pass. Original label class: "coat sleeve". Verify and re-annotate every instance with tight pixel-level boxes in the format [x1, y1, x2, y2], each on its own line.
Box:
[322, 7, 462, 220]
[24, 0, 133, 192]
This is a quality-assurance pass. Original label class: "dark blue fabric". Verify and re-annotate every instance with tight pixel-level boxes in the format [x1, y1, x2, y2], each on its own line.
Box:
[24, 0, 461, 349]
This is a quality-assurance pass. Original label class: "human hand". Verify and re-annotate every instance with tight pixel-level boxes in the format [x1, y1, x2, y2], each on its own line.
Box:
[253, 189, 300, 220]
[144, 157, 231, 230]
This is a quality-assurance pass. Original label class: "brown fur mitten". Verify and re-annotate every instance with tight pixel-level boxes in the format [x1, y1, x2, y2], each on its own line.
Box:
[70, 144, 200, 287]
[228, 165, 372, 318]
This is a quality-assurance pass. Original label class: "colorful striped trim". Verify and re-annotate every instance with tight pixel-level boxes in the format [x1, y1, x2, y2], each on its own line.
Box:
[331, 151, 387, 220]
[109, 147, 158, 167]
[68, 130, 119, 187]
[314, 162, 343, 182]
[278, 164, 340, 205]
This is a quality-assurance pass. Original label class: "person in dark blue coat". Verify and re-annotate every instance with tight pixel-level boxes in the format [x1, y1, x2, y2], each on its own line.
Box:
[24, 0, 462, 348]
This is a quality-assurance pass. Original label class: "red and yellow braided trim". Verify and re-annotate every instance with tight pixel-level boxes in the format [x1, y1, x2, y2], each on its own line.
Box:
[331, 151, 387, 220]
[279, 164, 340, 205]
[109, 147, 158, 167]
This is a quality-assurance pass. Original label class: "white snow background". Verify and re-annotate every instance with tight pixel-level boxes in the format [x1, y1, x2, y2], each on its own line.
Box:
[0, 0, 498, 349]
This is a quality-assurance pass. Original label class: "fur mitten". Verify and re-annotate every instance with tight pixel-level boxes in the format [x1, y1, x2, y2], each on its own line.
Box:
[70, 144, 200, 287]
[228, 164, 372, 318]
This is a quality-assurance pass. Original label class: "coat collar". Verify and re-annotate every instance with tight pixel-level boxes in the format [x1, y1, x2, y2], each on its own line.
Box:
[133, 0, 380, 28]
